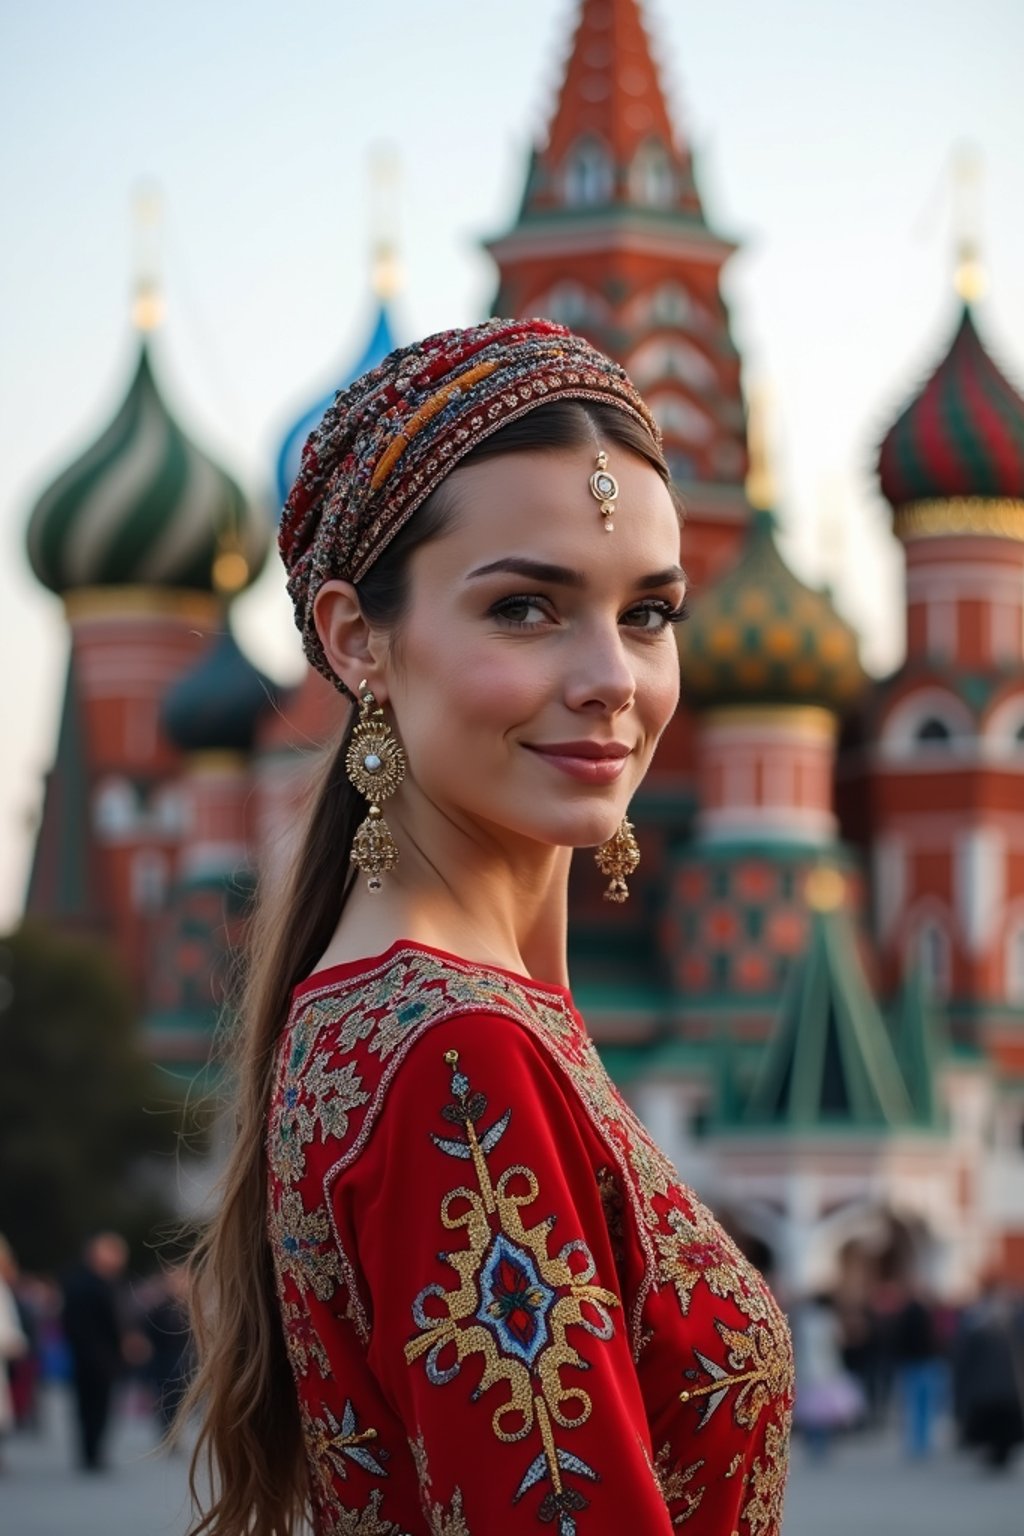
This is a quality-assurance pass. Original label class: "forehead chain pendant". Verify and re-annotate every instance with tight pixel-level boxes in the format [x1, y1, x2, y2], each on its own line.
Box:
[589, 450, 619, 532]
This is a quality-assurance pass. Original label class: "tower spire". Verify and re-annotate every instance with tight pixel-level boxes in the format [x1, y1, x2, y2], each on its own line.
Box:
[952, 143, 986, 304]
[131, 181, 165, 333]
[368, 143, 402, 301]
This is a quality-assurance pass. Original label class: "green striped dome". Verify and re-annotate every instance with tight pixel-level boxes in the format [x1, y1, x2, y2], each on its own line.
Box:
[26, 344, 269, 595]
[678, 507, 867, 712]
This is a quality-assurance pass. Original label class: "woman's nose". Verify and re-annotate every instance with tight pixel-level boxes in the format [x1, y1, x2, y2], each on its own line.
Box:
[562, 626, 635, 714]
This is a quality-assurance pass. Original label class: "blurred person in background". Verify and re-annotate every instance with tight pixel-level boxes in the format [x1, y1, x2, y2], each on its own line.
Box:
[0, 1235, 38, 1431]
[792, 1292, 865, 1459]
[890, 1278, 946, 1459]
[61, 1231, 129, 1471]
[952, 1280, 1024, 1471]
[144, 1262, 192, 1440]
[0, 1234, 28, 1468]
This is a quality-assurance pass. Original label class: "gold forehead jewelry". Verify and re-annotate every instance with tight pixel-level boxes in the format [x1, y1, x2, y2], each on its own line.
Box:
[589, 450, 619, 532]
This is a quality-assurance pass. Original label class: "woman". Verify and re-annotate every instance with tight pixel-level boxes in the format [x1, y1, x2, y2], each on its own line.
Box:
[187, 319, 793, 1535]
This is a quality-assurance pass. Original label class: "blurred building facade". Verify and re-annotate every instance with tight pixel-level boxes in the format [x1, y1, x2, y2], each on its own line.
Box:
[21, 0, 1024, 1292]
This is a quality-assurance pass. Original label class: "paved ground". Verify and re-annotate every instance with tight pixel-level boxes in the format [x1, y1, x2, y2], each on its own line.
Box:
[3, 1387, 1023, 1535]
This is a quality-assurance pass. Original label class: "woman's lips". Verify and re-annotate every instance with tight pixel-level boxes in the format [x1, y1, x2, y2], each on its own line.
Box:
[524, 741, 631, 785]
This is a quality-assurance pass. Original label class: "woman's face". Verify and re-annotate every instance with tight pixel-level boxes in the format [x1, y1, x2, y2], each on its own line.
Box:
[380, 442, 685, 854]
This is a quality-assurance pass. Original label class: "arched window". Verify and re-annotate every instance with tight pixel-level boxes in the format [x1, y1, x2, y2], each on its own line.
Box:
[562, 138, 614, 207]
[880, 689, 974, 760]
[628, 337, 716, 392]
[533, 281, 601, 329]
[648, 393, 715, 445]
[131, 850, 168, 914]
[629, 140, 675, 207]
[93, 778, 137, 838]
[912, 919, 952, 1002]
[650, 283, 693, 327]
[1007, 919, 1024, 1004]
[916, 717, 952, 744]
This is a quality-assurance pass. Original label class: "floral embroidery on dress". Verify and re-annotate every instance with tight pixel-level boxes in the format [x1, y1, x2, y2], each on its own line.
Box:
[652, 1443, 706, 1525]
[739, 1417, 791, 1536]
[267, 947, 793, 1535]
[678, 1317, 793, 1434]
[404, 1049, 619, 1535]
[409, 1430, 472, 1536]
[270, 1185, 343, 1303]
[282, 1299, 332, 1379]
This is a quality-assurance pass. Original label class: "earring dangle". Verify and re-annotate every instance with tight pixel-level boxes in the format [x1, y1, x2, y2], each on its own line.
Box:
[595, 817, 640, 903]
[346, 681, 406, 892]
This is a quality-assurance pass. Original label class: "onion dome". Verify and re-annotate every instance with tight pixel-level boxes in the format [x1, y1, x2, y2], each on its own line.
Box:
[26, 342, 270, 597]
[161, 624, 278, 754]
[678, 508, 866, 712]
[275, 298, 398, 510]
[877, 303, 1024, 534]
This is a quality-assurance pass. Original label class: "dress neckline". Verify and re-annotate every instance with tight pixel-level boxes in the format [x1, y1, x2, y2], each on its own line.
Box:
[292, 938, 574, 1005]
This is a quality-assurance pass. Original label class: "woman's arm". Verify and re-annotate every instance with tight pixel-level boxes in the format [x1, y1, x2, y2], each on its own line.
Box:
[350, 1011, 676, 1533]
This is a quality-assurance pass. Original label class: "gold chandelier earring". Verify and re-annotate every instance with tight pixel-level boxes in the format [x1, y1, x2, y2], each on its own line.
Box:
[346, 681, 406, 892]
[595, 817, 640, 903]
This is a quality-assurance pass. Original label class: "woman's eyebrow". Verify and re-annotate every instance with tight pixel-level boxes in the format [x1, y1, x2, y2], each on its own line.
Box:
[467, 557, 585, 587]
[466, 558, 688, 590]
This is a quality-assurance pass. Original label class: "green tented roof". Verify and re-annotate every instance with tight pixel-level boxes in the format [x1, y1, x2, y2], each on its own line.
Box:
[743, 905, 915, 1131]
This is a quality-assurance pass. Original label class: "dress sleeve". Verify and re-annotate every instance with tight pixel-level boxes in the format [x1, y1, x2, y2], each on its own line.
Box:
[344, 1011, 675, 1533]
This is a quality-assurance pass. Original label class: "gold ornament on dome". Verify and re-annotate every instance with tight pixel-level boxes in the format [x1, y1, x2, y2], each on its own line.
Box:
[895, 499, 1024, 543]
[805, 866, 845, 912]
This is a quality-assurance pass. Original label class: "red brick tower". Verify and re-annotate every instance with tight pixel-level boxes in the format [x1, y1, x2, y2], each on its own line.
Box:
[868, 285, 1024, 1065]
[486, 0, 748, 596]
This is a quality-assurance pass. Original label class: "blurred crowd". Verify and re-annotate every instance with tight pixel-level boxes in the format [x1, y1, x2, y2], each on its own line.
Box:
[790, 1275, 1024, 1469]
[1, 1225, 1023, 1477]
[0, 1230, 191, 1472]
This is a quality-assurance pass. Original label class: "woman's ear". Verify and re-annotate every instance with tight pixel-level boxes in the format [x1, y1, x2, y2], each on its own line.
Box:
[313, 580, 387, 698]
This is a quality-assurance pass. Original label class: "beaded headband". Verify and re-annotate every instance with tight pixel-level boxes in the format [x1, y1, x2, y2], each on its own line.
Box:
[279, 317, 661, 688]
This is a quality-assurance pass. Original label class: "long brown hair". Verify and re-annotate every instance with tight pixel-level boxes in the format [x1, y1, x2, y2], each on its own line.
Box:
[184, 401, 675, 1534]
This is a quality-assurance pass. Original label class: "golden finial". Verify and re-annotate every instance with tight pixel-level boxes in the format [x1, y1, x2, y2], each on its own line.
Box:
[805, 866, 846, 912]
[212, 520, 249, 597]
[131, 181, 165, 332]
[952, 143, 987, 304]
[368, 143, 403, 300]
[745, 381, 776, 512]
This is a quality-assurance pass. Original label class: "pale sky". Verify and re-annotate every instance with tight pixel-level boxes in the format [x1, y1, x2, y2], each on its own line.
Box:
[2, 0, 1023, 928]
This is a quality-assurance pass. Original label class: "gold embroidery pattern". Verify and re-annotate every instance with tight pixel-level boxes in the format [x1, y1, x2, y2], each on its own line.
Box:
[268, 948, 792, 1535]
[282, 1299, 332, 1379]
[404, 1049, 619, 1534]
[301, 1399, 401, 1536]
[409, 1430, 472, 1536]
[652, 1443, 706, 1525]
[322, 1488, 404, 1536]
[679, 1317, 793, 1433]
[269, 1185, 343, 1304]
[269, 1013, 370, 1185]
[739, 1418, 790, 1536]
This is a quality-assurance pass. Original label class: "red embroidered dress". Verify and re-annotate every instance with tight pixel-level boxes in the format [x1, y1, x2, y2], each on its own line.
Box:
[267, 942, 793, 1535]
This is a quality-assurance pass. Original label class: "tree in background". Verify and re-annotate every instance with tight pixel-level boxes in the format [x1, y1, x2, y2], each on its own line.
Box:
[0, 923, 179, 1274]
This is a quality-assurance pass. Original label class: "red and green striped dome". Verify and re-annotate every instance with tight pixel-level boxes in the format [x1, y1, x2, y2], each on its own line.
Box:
[26, 343, 270, 596]
[877, 304, 1024, 511]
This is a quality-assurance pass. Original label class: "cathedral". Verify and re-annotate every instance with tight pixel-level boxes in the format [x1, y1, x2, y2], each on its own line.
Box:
[22, 0, 1024, 1299]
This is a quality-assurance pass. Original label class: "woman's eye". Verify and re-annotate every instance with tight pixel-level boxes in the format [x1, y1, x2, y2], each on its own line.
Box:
[622, 599, 689, 631]
[491, 595, 552, 627]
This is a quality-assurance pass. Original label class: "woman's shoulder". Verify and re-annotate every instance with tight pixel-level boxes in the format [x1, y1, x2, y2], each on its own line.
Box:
[287, 939, 579, 1061]
[270, 941, 589, 1184]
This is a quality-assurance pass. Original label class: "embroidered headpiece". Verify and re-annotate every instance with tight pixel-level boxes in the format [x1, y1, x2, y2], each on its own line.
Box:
[279, 317, 661, 687]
